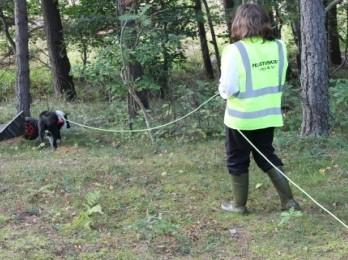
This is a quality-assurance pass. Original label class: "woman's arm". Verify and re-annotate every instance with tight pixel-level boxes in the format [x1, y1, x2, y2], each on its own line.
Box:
[219, 45, 240, 99]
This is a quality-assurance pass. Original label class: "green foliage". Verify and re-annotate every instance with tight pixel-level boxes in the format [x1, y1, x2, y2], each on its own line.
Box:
[173, 79, 224, 137]
[27, 0, 42, 15]
[0, 214, 8, 226]
[0, 38, 9, 52]
[0, 0, 13, 13]
[330, 79, 348, 110]
[130, 213, 179, 241]
[0, 69, 15, 101]
[278, 208, 303, 226]
[131, 2, 194, 61]
[72, 37, 125, 97]
[63, 0, 117, 48]
[64, 191, 103, 232]
[281, 83, 302, 131]
[0, 66, 52, 102]
[68, 0, 199, 98]
[85, 191, 103, 215]
[329, 79, 348, 129]
[117, 1, 197, 95]
[28, 184, 55, 203]
[30, 66, 52, 96]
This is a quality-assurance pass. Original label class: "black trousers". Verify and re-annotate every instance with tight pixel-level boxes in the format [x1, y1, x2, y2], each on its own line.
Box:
[225, 126, 283, 176]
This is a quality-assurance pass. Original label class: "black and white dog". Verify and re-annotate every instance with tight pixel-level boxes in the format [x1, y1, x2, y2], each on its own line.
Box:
[38, 110, 70, 149]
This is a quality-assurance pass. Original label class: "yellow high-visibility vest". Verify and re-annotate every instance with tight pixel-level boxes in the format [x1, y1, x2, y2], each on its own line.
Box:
[224, 37, 288, 130]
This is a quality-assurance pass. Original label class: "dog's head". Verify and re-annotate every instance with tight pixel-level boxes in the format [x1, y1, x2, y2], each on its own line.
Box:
[55, 110, 70, 129]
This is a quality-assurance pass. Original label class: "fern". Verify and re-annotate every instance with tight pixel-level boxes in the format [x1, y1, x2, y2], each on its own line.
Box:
[279, 208, 303, 226]
[85, 191, 101, 209]
[64, 191, 103, 232]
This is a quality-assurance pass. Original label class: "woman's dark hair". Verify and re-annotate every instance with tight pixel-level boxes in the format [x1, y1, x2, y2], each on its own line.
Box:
[231, 3, 274, 41]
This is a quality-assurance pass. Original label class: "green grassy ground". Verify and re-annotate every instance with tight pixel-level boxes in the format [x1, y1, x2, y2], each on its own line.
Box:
[0, 100, 348, 259]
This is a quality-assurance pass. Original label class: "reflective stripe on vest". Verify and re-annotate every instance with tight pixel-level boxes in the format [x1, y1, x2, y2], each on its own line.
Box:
[227, 107, 282, 119]
[226, 40, 285, 119]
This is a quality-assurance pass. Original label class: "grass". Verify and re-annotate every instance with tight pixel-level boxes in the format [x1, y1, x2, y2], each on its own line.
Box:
[1, 98, 348, 259]
[1, 59, 347, 258]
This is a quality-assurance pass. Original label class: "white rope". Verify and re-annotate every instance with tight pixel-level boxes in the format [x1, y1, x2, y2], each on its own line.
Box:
[236, 129, 348, 230]
[68, 93, 219, 133]
[68, 92, 348, 229]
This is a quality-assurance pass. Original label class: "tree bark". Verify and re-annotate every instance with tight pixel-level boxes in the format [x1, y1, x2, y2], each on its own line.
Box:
[119, 3, 154, 143]
[201, 0, 220, 72]
[223, 0, 235, 39]
[327, 3, 342, 65]
[118, 0, 151, 125]
[269, 8, 282, 39]
[14, 0, 30, 117]
[289, 0, 301, 74]
[291, 21, 302, 74]
[223, 0, 243, 42]
[159, 24, 170, 98]
[194, 0, 214, 79]
[300, 0, 329, 136]
[41, 0, 76, 101]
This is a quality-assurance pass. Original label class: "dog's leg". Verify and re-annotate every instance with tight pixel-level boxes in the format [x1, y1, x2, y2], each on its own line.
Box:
[47, 134, 54, 149]
[37, 120, 48, 149]
[57, 130, 62, 144]
[53, 138, 57, 149]
[51, 128, 59, 149]
[38, 120, 45, 143]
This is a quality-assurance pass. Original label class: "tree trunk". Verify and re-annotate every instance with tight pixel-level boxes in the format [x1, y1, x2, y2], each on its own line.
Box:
[14, 0, 30, 117]
[194, 0, 214, 79]
[118, 0, 149, 111]
[41, 0, 76, 101]
[81, 41, 88, 71]
[327, 3, 342, 65]
[223, 0, 235, 39]
[202, 0, 221, 72]
[223, 0, 243, 42]
[300, 0, 329, 136]
[119, 2, 154, 143]
[159, 1, 170, 99]
[289, 0, 301, 75]
[269, 8, 282, 39]
[159, 44, 170, 99]
[291, 21, 302, 74]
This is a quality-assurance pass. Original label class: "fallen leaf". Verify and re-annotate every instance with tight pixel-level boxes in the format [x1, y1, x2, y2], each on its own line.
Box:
[255, 183, 263, 189]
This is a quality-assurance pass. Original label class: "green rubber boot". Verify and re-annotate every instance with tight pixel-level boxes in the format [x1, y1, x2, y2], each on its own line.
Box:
[266, 167, 301, 211]
[221, 173, 249, 214]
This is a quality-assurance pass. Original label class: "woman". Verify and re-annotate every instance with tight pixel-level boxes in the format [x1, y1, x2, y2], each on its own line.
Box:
[219, 3, 301, 213]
